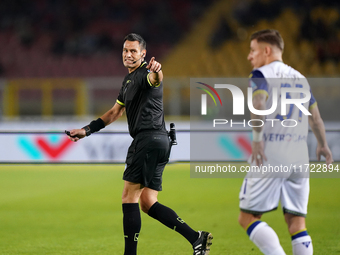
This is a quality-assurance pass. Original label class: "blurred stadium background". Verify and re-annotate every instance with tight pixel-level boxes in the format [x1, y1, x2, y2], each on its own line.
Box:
[0, 0, 339, 163]
[0, 1, 340, 254]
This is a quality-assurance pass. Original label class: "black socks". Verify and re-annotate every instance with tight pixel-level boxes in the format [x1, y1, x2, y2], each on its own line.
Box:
[148, 202, 199, 244]
[122, 201, 199, 255]
[122, 203, 141, 255]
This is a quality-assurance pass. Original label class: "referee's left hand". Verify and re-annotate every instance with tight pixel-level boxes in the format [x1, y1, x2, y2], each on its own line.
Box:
[146, 57, 162, 73]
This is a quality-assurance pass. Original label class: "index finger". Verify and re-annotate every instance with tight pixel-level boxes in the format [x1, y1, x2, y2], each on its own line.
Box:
[146, 57, 154, 69]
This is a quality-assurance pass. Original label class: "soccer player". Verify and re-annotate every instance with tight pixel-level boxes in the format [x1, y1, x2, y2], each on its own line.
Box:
[238, 29, 333, 255]
[67, 33, 212, 255]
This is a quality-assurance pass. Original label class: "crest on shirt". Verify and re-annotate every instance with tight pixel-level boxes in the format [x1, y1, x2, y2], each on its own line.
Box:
[124, 80, 131, 94]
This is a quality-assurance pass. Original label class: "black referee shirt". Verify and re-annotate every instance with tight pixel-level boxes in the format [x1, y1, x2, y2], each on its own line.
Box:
[116, 62, 166, 138]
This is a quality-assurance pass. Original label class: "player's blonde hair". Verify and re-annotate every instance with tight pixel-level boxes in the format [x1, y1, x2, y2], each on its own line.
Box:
[250, 29, 284, 52]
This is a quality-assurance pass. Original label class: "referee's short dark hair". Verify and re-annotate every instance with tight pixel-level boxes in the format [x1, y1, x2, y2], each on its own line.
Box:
[124, 33, 146, 50]
[250, 29, 284, 52]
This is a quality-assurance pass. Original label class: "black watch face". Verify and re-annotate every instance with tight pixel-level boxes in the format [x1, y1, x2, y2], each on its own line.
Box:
[84, 126, 91, 136]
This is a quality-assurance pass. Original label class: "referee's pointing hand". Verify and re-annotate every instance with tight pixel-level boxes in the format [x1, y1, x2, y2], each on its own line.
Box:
[146, 57, 162, 73]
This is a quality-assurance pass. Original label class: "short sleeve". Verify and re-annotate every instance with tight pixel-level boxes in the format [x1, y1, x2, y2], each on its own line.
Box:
[138, 62, 161, 88]
[140, 69, 151, 89]
[133, 64, 153, 89]
[249, 70, 268, 99]
[309, 89, 317, 110]
[116, 84, 125, 106]
[147, 72, 161, 87]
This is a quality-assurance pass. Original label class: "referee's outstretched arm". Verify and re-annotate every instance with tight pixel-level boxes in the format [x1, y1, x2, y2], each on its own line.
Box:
[67, 103, 125, 142]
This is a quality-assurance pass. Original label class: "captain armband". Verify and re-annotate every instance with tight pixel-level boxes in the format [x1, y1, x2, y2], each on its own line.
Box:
[82, 118, 105, 136]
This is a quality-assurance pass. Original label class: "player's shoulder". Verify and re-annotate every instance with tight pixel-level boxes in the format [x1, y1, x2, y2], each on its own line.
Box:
[278, 62, 305, 78]
[249, 69, 265, 79]
[271, 61, 305, 79]
[288, 66, 305, 79]
[252, 61, 305, 79]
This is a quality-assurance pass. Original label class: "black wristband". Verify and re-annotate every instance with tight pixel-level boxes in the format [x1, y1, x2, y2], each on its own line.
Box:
[83, 118, 105, 136]
[82, 125, 91, 136]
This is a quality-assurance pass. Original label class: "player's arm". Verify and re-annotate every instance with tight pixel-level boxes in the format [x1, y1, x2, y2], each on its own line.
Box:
[308, 105, 333, 166]
[251, 92, 268, 166]
[67, 103, 125, 142]
[146, 57, 163, 86]
[251, 93, 266, 133]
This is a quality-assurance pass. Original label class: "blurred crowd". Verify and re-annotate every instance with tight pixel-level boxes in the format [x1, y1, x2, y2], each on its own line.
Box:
[232, 0, 340, 63]
[0, 0, 213, 54]
[300, 9, 340, 63]
[0, 0, 213, 76]
[0, 0, 339, 77]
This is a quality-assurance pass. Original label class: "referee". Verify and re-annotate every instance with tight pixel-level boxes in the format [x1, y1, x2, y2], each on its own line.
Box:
[67, 33, 212, 255]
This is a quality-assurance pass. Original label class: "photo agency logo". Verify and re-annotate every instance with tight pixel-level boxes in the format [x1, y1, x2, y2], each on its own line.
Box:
[196, 82, 222, 114]
[196, 80, 312, 128]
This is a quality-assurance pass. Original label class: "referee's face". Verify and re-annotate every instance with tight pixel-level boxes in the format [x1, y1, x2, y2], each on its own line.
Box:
[122, 40, 145, 70]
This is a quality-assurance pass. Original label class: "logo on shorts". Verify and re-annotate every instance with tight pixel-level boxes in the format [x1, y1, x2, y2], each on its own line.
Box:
[302, 241, 311, 248]
[177, 217, 185, 224]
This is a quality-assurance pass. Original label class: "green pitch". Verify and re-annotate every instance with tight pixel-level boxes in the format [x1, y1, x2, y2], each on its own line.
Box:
[0, 164, 339, 255]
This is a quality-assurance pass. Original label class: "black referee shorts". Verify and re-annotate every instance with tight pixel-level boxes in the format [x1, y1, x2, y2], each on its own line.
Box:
[123, 131, 171, 191]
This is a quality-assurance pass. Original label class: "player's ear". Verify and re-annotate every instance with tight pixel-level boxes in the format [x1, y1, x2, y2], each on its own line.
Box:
[142, 49, 146, 58]
[264, 46, 272, 56]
